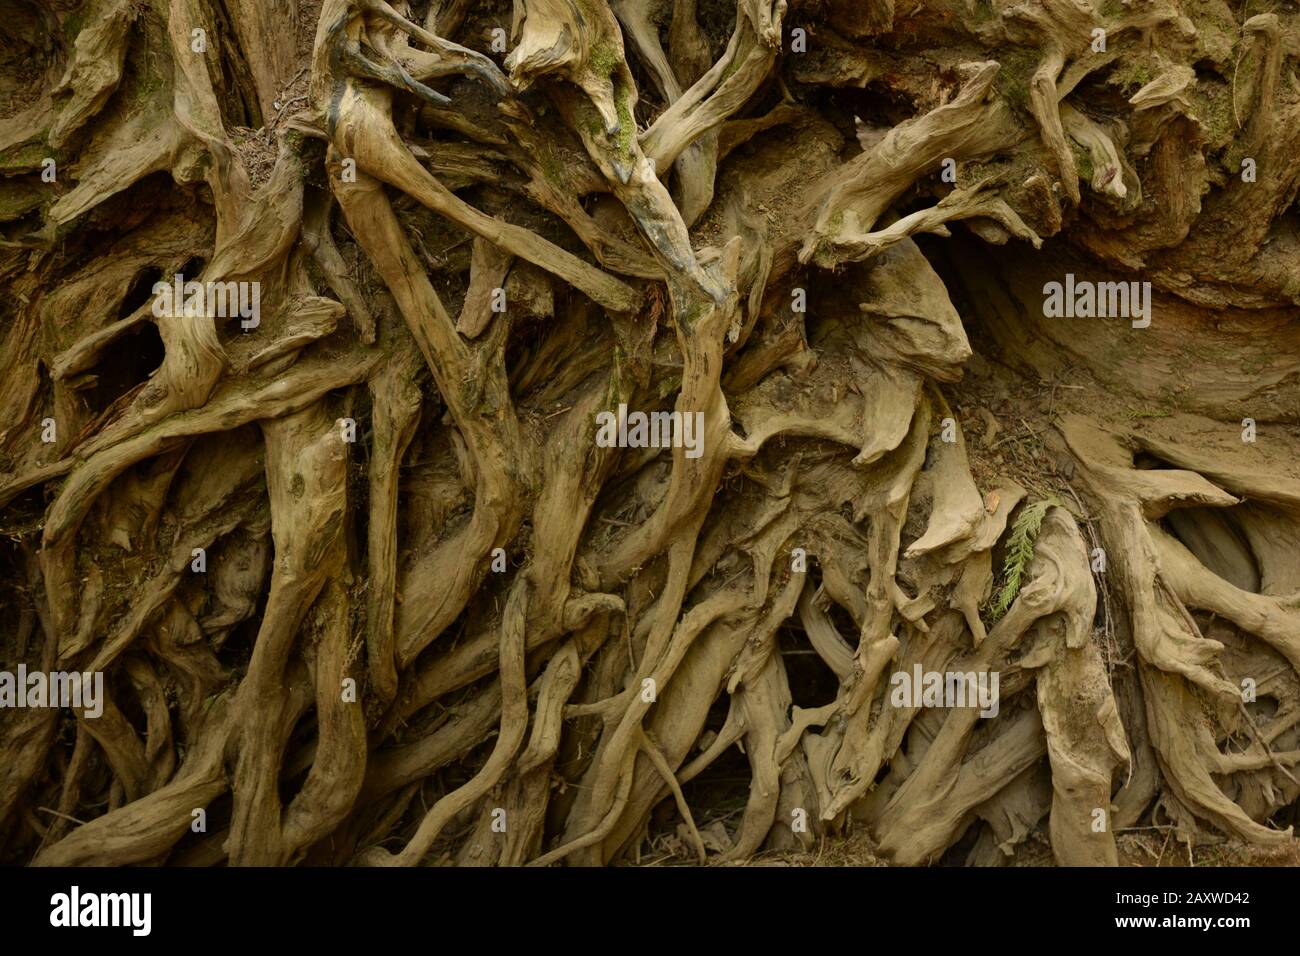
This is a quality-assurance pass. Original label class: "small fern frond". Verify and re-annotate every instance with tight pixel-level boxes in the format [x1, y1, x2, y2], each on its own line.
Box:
[983, 497, 1062, 626]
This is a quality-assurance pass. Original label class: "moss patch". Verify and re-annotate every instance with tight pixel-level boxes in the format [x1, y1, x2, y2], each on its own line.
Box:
[589, 41, 618, 79]
[614, 80, 635, 158]
[996, 49, 1040, 113]
[1071, 142, 1094, 182]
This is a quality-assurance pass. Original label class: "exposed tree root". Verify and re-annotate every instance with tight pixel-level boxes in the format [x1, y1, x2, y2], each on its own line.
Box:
[1, 0, 1298, 868]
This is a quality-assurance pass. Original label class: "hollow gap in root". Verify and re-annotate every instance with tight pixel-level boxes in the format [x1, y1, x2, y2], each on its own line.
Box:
[83, 320, 165, 413]
[669, 694, 751, 849]
[118, 266, 165, 319]
[1160, 505, 1261, 594]
[1133, 451, 1179, 470]
[938, 820, 982, 866]
[779, 619, 841, 709]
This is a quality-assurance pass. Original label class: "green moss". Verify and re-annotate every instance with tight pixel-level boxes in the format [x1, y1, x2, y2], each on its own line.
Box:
[0, 137, 55, 175]
[677, 301, 707, 334]
[969, 0, 995, 25]
[126, 58, 166, 107]
[1071, 142, 1094, 182]
[540, 149, 565, 185]
[656, 374, 682, 400]
[1109, 57, 1153, 93]
[1223, 143, 1248, 178]
[575, 99, 604, 140]
[614, 81, 635, 158]
[62, 9, 87, 41]
[303, 253, 329, 294]
[1198, 88, 1235, 145]
[996, 48, 1040, 112]
[0, 180, 46, 221]
[1181, 0, 1237, 63]
[589, 42, 618, 78]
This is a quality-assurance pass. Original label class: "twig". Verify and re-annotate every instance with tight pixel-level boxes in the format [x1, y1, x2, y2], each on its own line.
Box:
[1155, 827, 1173, 866]
[36, 806, 87, 826]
